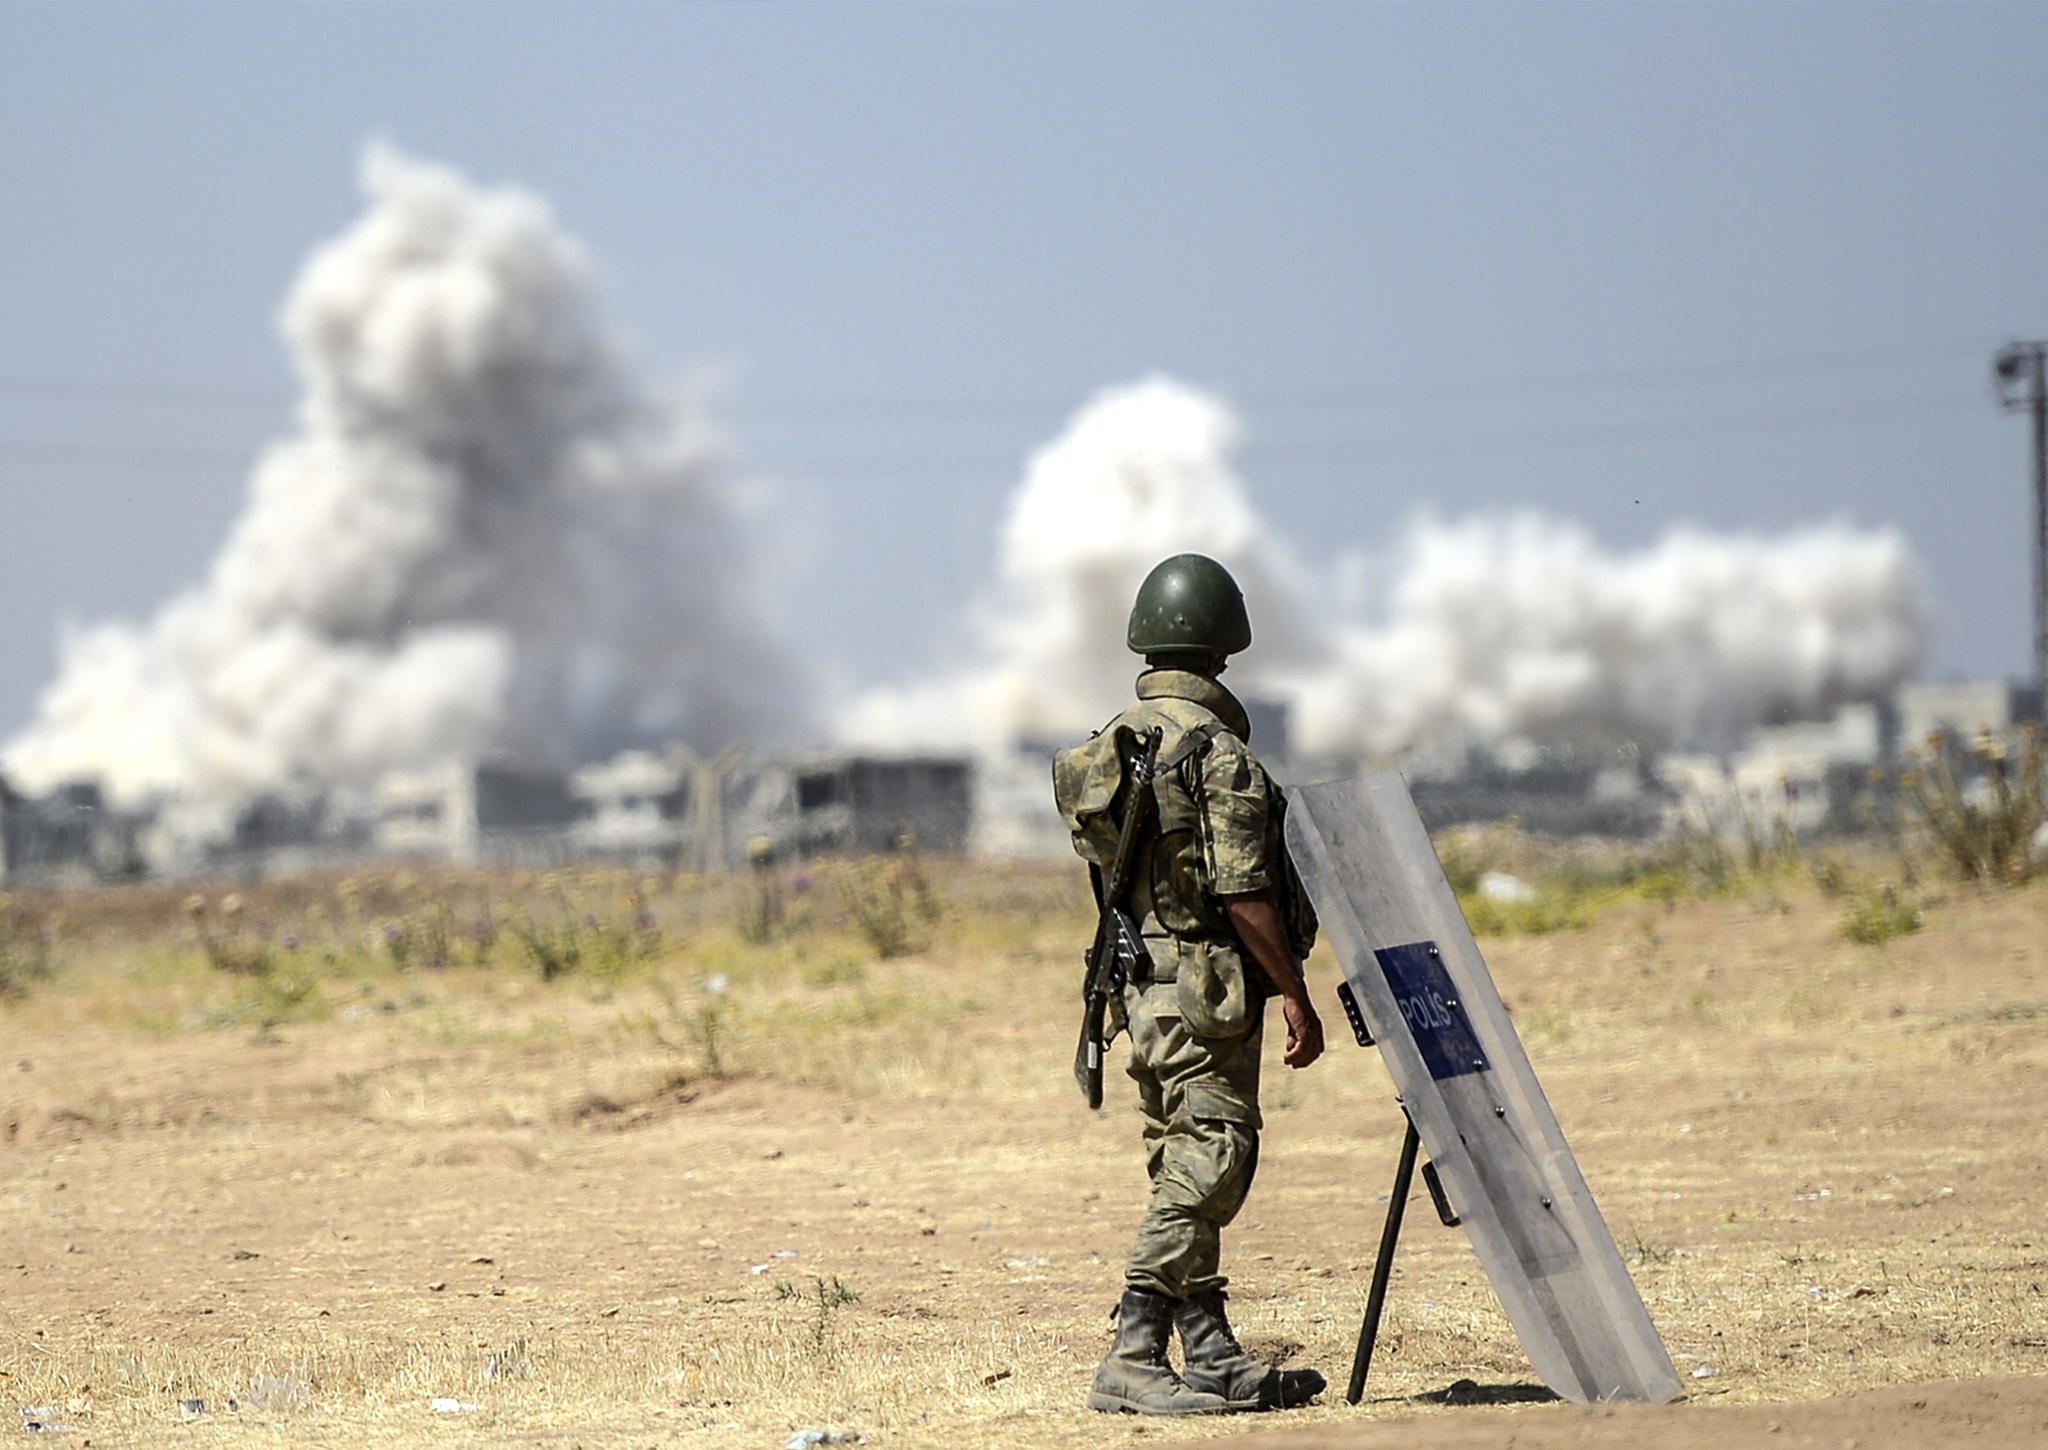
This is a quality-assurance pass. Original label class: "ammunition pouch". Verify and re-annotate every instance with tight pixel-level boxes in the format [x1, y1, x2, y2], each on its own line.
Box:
[1175, 936, 1255, 1039]
[1133, 931, 1257, 1040]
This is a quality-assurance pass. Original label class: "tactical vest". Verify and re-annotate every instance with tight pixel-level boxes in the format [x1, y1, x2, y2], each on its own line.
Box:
[1052, 700, 1317, 980]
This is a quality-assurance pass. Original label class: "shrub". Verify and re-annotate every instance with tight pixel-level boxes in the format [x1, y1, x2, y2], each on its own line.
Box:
[1902, 726, 2046, 885]
[735, 857, 784, 945]
[507, 878, 660, 981]
[0, 895, 56, 999]
[187, 893, 276, 975]
[839, 851, 941, 959]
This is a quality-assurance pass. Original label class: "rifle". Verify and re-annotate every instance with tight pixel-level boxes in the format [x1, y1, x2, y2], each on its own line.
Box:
[1073, 725, 1164, 1109]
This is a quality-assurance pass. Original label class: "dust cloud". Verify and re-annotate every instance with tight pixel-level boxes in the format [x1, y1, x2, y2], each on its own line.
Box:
[3, 145, 799, 824]
[843, 377, 1935, 758]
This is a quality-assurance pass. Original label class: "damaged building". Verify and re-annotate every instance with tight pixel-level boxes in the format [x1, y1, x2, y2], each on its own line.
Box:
[0, 778, 145, 887]
[1405, 739, 1668, 839]
[1664, 679, 2043, 843]
[730, 755, 974, 861]
[1661, 704, 1887, 840]
[373, 761, 583, 867]
[5, 672, 2039, 887]
[0, 747, 980, 885]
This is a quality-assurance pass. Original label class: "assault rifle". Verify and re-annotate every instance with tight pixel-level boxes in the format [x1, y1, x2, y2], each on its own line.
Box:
[1072, 725, 1164, 1110]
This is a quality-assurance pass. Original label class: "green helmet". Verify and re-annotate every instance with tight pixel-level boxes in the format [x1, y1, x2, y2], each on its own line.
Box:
[1127, 553, 1252, 658]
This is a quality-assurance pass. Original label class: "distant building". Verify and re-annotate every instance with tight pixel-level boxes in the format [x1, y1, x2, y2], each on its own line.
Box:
[0, 778, 149, 888]
[567, 750, 688, 863]
[196, 792, 373, 879]
[972, 740, 1072, 860]
[373, 761, 579, 866]
[744, 755, 975, 858]
[1662, 701, 1903, 840]
[1408, 740, 1665, 838]
[1895, 679, 2041, 754]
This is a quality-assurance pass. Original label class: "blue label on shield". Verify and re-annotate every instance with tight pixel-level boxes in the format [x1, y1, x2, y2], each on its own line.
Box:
[1373, 940, 1489, 1080]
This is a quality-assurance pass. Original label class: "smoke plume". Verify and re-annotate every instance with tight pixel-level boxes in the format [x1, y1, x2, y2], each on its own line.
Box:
[844, 377, 1935, 758]
[5, 148, 1937, 822]
[4, 145, 798, 820]
[839, 377, 1318, 752]
[1298, 511, 1934, 755]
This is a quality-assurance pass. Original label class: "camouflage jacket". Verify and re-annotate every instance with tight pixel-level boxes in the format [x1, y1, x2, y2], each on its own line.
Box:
[1053, 669, 1317, 967]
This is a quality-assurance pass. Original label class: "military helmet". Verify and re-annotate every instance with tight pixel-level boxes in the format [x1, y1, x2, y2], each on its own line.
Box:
[1127, 553, 1252, 657]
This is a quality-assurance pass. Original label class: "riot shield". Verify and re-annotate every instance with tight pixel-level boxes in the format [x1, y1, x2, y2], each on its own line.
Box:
[1285, 773, 1681, 1405]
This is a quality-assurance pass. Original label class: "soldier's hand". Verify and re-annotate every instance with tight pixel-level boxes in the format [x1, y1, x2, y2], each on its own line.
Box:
[1281, 994, 1324, 1069]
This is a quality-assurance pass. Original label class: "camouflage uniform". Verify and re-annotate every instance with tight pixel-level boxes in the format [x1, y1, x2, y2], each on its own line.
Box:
[1075, 668, 1316, 1301]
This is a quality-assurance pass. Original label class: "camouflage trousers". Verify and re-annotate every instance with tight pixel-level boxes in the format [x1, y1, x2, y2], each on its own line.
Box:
[1120, 979, 1264, 1300]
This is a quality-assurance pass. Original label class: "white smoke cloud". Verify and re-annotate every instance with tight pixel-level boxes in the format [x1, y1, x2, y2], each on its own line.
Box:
[844, 376, 1936, 759]
[838, 377, 1315, 752]
[5, 145, 799, 817]
[1297, 512, 1936, 756]
[5, 150, 1937, 824]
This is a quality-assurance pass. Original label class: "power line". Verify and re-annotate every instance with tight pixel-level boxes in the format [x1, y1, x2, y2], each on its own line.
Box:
[0, 376, 291, 411]
[0, 441, 255, 470]
[0, 390, 1990, 477]
[1244, 392, 1990, 463]
[652, 338, 1999, 417]
[1176, 340, 1993, 414]
[0, 337, 1993, 421]
[742, 393, 1986, 472]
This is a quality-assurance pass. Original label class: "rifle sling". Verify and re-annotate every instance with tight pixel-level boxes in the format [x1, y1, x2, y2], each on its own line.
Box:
[1155, 719, 1225, 775]
[1094, 720, 1221, 932]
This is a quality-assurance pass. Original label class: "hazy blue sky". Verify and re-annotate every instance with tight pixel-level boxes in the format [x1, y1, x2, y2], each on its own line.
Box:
[2, 4, 2044, 739]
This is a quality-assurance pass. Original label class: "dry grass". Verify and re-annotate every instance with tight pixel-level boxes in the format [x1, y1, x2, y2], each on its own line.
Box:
[0, 848, 2043, 1447]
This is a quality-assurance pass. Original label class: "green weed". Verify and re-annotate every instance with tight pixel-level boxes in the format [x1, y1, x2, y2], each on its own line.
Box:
[1458, 891, 1598, 937]
[774, 1274, 861, 1350]
[1435, 836, 1483, 896]
[380, 906, 456, 972]
[803, 952, 867, 988]
[506, 878, 659, 981]
[651, 974, 736, 1079]
[198, 962, 331, 1033]
[1625, 1229, 1677, 1266]
[1839, 882, 1922, 946]
[689, 992, 732, 1079]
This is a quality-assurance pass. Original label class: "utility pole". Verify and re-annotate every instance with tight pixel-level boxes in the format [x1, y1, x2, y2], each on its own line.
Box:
[1994, 341, 2048, 707]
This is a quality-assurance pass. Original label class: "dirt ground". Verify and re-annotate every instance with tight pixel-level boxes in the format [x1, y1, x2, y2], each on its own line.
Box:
[0, 857, 2044, 1448]
[1176, 1376, 2048, 1449]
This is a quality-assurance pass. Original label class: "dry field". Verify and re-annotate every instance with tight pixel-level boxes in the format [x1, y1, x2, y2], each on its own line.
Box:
[0, 844, 2044, 1449]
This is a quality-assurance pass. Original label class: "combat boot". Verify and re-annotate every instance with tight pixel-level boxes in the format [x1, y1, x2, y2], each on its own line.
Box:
[1174, 1289, 1327, 1410]
[1087, 1287, 1229, 1415]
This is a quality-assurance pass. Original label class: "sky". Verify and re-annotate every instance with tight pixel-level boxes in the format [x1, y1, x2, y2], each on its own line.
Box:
[1, 4, 2045, 746]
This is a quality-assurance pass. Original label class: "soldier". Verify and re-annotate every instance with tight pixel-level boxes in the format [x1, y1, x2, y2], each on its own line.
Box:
[1052, 553, 1329, 1416]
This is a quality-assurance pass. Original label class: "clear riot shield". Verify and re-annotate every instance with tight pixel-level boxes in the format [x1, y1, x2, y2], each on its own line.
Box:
[1285, 773, 1682, 1405]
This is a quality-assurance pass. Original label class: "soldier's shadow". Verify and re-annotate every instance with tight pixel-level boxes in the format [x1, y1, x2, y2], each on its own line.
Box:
[1412, 1377, 1562, 1406]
